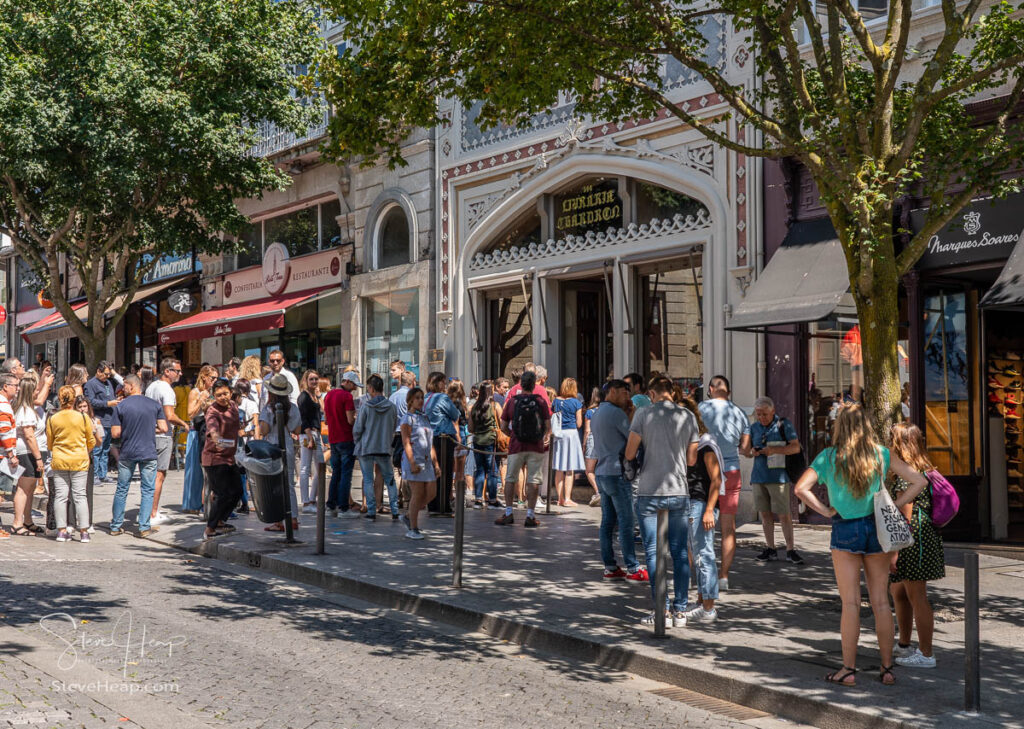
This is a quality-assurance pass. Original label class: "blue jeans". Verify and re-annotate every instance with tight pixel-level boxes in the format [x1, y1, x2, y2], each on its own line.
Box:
[328, 442, 355, 510]
[92, 429, 112, 481]
[596, 475, 639, 572]
[110, 459, 157, 532]
[687, 499, 719, 600]
[636, 495, 690, 612]
[359, 455, 398, 516]
[473, 442, 500, 501]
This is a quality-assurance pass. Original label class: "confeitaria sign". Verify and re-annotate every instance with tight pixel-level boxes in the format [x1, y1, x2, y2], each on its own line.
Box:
[911, 193, 1023, 270]
[222, 245, 343, 303]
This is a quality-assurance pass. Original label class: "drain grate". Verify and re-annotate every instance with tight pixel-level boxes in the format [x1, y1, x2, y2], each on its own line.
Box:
[648, 686, 770, 721]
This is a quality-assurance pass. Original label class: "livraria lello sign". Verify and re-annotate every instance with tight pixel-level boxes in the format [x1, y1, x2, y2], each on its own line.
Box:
[910, 193, 1023, 270]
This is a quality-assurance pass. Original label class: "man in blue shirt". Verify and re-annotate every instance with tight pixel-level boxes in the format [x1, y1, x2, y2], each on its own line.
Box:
[589, 379, 646, 582]
[744, 396, 803, 564]
[698, 375, 752, 590]
[83, 360, 122, 484]
[108, 376, 167, 537]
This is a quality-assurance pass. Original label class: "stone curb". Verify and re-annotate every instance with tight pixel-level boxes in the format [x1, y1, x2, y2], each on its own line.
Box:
[152, 534, 912, 729]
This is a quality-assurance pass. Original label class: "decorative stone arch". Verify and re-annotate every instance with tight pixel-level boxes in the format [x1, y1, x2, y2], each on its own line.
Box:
[363, 188, 420, 271]
[452, 152, 733, 383]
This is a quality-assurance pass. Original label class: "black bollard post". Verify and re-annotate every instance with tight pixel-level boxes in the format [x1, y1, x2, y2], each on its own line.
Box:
[964, 552, 980, 713]
[315, 453, 326, 555]
[654, 509, 669, 638]
[452, 471, 465, 588]
[545, 448, 553, 515]
[277, 403, 296, 544]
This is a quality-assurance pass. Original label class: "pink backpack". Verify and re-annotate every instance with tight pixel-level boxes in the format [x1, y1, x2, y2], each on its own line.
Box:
[926, 470, 960, 528]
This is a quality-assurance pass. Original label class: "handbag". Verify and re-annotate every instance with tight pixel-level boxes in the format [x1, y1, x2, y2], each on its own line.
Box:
[550, 399, 564, 438]
[874, 486, 914, 553]
[493, 404, 510, 453]
[926, 469, 960, 527]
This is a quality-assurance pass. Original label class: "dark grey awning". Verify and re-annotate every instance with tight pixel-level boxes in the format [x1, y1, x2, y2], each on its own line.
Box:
[979, 230, 1024, 310]
[726, 218, 853, 331]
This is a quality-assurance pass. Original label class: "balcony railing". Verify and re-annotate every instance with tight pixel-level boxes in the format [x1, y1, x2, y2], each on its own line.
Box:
[250, 106, 329, 158]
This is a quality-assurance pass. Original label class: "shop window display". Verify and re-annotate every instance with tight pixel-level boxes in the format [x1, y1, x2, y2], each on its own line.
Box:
[986, 307, 1024, 530]
[365, 288, 420, 393]
[923, 291, 973, 476]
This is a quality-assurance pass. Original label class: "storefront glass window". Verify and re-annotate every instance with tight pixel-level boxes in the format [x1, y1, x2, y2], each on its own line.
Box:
[635, 183, 708, 226]
[488, 288, 533, 380]
[321, 198, 342, 248]
[806, 318, 863, 460]
[236, 222, 262, 271]
[265, 206, 318, 258]
[639, 257, 704, 397]
[923, 290, 972, 475]
[365, 288, 420, 393]
[376, 206, 411, 269]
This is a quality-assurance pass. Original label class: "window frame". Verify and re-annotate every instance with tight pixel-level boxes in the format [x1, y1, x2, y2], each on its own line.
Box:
[369, 198, 417, 271]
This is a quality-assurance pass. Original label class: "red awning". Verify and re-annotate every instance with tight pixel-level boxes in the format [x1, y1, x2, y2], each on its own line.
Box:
[157, 289, 329, 345]
[21, 303, 89, 344]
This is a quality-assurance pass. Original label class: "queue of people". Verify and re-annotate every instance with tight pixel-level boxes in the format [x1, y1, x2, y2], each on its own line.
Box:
[0, 353, 950, 686]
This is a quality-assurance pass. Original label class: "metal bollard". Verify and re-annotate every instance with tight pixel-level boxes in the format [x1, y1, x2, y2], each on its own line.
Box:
[964, 552, 980, 713]
[654, 508, 669, 638]
[276, 403, 297, 544]
[452, 475, 465, 587]
[316, 455, 326, 555]
[545, 448, 553, 515]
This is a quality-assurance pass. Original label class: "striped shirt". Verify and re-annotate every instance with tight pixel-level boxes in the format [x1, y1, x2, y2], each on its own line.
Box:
[0, 393, 17, 456]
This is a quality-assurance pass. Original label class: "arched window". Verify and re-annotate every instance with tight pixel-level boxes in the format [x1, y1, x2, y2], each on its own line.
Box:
[374, 204, 412, 269]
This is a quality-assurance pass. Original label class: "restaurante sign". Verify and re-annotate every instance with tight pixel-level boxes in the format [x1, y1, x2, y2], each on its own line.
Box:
[222, 246, 344, 304]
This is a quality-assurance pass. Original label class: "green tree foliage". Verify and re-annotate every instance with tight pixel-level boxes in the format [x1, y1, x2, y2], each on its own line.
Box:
[316, 0, 1024, 430]
[0, 0, 319, 367]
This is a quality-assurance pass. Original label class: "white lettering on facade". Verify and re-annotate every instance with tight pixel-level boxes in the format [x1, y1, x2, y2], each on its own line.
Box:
[927, 230, 1018, 257]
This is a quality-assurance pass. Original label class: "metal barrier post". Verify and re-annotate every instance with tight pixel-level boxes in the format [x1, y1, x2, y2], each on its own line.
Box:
[964, 552, 980, 713]
[277, 403, 296, 544]
[545, 448, 553, 515]
[315, 454, 326, 555]
[452, 475, 465, 587]
[654, 508, 668, 638]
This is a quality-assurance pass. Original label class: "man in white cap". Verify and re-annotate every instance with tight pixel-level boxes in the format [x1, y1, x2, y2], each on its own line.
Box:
[325, 370, 362, 517]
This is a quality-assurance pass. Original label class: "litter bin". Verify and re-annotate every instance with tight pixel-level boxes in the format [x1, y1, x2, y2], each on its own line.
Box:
[237, 449, 286, 524]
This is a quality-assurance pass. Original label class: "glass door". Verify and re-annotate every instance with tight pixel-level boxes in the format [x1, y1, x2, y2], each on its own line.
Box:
[922, 285, 981, 537]
[364, 288, 420, 394]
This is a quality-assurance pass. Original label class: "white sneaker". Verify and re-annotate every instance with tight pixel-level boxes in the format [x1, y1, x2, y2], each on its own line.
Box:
[404, 529, 424, 540]
[87, 525, 96, 534]
[683, 606, 718, 624]
[340, 510, 362, 519]
[150, 512, 166, 524]
[671, 611, 688, 628]
[895, 648, 936, 668]
[893, 643, 916, 659]
[640, 611, 672, 627]
[301, 505, 316, 514]
[718, 577, 729, 591]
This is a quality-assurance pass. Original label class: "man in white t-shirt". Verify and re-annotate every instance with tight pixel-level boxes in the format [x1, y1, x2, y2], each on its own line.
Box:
[260, 349, 299, 408]
[146, 358, 189, 523]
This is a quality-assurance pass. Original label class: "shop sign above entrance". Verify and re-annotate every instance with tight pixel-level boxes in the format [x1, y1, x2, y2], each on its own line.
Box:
[141, 254, 200, 284]
[222, 245, 345, 304]
[911, 193, 1023, 270]
[167, 290, 196, 314]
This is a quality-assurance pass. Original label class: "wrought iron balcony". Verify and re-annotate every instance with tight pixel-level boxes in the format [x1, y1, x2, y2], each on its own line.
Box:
[250, 105, 329, 159]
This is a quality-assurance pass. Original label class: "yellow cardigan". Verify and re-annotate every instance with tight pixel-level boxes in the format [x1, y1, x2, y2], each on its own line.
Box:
[46, 409, 98, 472]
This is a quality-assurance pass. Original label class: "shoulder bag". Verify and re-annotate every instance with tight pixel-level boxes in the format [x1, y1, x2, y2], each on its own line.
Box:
[874, 484, 915, 552]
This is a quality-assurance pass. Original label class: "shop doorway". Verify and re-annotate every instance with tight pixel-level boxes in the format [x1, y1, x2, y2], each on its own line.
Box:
[561, 280, 611, 398]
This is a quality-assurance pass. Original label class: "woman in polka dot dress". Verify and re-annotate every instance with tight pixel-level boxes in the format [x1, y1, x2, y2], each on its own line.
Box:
[888, 423, 945, 669]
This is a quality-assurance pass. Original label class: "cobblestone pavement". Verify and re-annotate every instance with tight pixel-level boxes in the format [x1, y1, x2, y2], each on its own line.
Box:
[0, 536, 801, 729]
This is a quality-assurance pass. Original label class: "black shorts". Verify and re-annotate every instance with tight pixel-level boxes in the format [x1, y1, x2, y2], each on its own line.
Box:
[19, 454, 40, 479]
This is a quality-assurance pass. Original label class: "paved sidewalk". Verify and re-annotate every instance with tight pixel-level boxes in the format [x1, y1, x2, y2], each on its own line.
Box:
[6, 471, 1023, 729]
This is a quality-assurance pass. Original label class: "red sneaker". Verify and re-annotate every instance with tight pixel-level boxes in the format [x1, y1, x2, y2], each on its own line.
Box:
[626, 568, 650, 583]
[603, 567, 627, 580]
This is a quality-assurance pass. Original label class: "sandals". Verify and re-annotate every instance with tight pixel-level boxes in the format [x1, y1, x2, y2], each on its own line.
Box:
[23, 523, 44, 534]
[879, 664, 896, 685]
[11, 526, 35, 537]
[264, 523, 285, 532]
[825, 666, 858, 686]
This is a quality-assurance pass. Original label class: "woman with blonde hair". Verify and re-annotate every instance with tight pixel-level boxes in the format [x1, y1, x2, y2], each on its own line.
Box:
[183, 364, 218, 513]
[888, 422, 945, 669]
[551, 378, 585, 507]
[9, 373, 46, 536]
[795, 404, 928, 687]
[239, 355, 263, 403]
[47, 386, 96, 543]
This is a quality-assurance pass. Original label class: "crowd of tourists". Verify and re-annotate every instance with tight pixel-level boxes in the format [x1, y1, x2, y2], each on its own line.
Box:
[0, 353, 947, 681]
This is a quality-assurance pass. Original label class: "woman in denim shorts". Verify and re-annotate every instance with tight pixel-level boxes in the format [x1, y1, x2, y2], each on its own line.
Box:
[794, 404, 928, 688]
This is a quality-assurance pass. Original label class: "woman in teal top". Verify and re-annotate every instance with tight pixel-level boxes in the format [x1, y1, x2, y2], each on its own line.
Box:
[794, 404, 928, 688]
